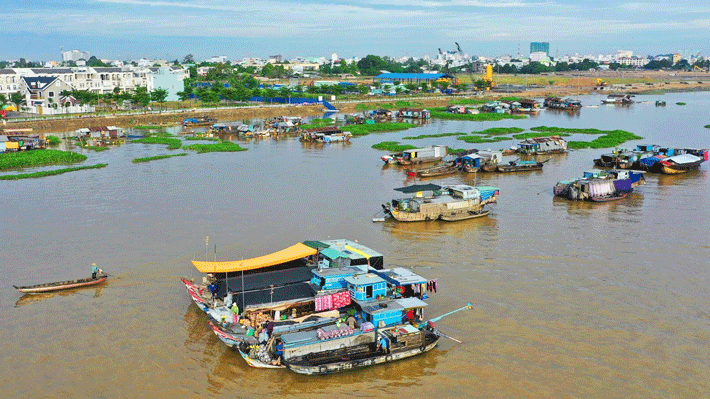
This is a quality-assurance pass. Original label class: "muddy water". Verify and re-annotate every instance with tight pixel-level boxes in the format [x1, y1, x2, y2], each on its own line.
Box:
[1, 91, 709, 398]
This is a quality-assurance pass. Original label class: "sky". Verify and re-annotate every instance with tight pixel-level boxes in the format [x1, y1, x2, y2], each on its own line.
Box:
[1, 0, 708, 62]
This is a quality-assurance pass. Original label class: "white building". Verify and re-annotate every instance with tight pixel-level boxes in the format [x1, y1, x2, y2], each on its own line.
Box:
[62, 49, 90, 62]
[0, 66, 189, 114]
[206, 55, 228, 63]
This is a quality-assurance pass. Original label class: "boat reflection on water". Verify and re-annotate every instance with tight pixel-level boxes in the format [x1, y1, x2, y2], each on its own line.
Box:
[544, 107, 582, 119]
[655, 169, 705, 188]
[383, 214, 499, 242]
[552, 192, 644, 214]
[14, 287, 104, 308]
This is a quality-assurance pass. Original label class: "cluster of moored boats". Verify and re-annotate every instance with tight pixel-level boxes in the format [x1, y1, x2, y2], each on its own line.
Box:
[594, 144, 709, 174]
[554, 144, 708, 202]
[180, 239, 469, 375]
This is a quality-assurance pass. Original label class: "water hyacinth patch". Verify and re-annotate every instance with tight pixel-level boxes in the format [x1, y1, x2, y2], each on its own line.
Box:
[183, 141, 247, 153]
[345, 122, 416, 137]
[132, 153, 188, 163]
[402, 132, 467, 139]
[0, 164, 107, 180]
[0, 149, 87, 171]
[131, 137, 182, 150]
[372, 141, 417, 152]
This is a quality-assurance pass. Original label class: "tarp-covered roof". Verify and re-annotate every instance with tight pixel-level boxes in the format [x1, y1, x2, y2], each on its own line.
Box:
[191, 242, 317, 273]
[394, 184, 441, 193]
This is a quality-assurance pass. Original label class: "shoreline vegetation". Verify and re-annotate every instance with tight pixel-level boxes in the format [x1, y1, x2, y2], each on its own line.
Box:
[0, 163, 107, 180]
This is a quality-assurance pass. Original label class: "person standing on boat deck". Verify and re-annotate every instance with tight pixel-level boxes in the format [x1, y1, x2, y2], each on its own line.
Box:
[378, 336, 389, 354]
[230, 303, 239, 325]
[91, 263, 99, 279]
[347, 314, 356, 329]
[208, 282, 217, 302]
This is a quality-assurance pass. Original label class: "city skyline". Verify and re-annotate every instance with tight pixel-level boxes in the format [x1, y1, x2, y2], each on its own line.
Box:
[2, 0, 708, 61]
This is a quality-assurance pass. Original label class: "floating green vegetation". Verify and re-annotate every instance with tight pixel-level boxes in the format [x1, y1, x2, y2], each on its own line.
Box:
[0, 163, 107, 180]
[512, 132, 571, 139]
[528, 126, 643, 149]
[472, 127, 525, 136]
[345, 122, 416, 137]
[676, 102, 686, 106]
[705, 124, 710, 129]
[0, 150, 87, 171]
[184, 136, 221, 141]
[132, 153, 188, 163]
[46, 135, 61, 145]
[458, 136, 512, 144]
[402, 132, 466, 139]
[498, 96, 524, 102]
[372, 141, 418, 152]
[183, 141, 247, 154]
[447, 148, 469, 155]
[79, 145, 109, 152]
[449, 98, 489, 105]
[131, 137, 182, 150]
[378, 101, 425, 110]
[430, 108, 526, 121]
[143, 132, 174, 138]
[134, 125, 161, 130]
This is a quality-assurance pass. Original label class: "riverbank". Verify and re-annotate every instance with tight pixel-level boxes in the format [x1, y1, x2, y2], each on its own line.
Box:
[3, 79, 708, 134]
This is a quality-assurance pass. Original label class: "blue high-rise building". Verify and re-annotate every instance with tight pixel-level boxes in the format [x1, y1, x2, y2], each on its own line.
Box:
[530, 42, 550, 56]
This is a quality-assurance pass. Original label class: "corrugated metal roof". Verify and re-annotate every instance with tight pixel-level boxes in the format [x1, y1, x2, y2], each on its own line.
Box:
[31, 68, 73, 74]
[0, 69, 16, 75]
[395, 297, 428, 309]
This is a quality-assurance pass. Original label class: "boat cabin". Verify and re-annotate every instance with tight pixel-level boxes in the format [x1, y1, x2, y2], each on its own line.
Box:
[345, 274, 387, 302]
[361, 297, 428, 328]
[373, 267, 428, 299]
[310, 266, 367, 292]
[304, 239, 384, 270]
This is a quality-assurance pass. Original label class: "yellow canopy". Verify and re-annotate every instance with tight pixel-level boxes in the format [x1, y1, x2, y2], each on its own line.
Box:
[191, 242, 317, 273]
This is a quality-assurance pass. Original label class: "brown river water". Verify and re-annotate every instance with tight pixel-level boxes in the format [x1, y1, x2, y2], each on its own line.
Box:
[2, 92, 709, 398]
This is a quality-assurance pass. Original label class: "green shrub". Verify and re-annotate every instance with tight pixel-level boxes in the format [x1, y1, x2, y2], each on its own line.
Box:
[46, 135, 61, 145]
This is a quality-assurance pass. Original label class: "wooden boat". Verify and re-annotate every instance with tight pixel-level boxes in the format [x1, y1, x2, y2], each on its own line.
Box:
[395, 145, 447, 165]
[382, 184, 499, 222]
[238, 348, 285, 369]
[496, 159, 547, 173]
[13, 274, 108, 294]
[655, 154, 705, 174]
[407, 162, 458, 178]
[440, 209, 490, 222]
[284, 324, 440, 375]
[589, 192, 628, 202]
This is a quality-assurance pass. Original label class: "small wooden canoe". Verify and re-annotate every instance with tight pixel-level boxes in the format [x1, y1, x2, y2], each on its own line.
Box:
[440, 209, 490, 222]
[13, 274, 108, 294]
[589, 193, 628, 202]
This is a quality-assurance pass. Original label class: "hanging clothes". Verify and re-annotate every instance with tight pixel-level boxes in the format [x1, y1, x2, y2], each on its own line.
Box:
[433, 279, 438, 293]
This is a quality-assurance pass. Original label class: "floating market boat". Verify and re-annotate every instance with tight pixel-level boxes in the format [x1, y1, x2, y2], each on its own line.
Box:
[544, 97, 582, 109]
[516, 136, 567, 155]
[183, 116, 217, 127]
[300, 127, 352, 143]
[602, 94, 634, 105]
[382, 184, 499, 222]
[456, 151, 502, 173]
[407, 162, 458, 178]
[655, 100, 666, 106]
[13, 273, 108, 294]
[393, 145, 448, 165]
[593, 149, 639, 169]
[496, 159, 548, 173]
[283, 322, 440, 375]
[634, 147, 708, 173]
[553, 170, 641, 202]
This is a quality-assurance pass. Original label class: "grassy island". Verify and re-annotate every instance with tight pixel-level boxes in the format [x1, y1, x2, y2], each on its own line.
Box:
[402, 132, 466, 139]
[183, 141, 247, 153]
[0, 164, 107, 180]
[372, 141, 417, 152]
[131, 137, 182, 150]
[345, 122, 416, 136]
[0, 150, 88, 171]
[527, 126, 642, 149]
[132, 153, 188, 163]
[430, 107, 527, 121]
